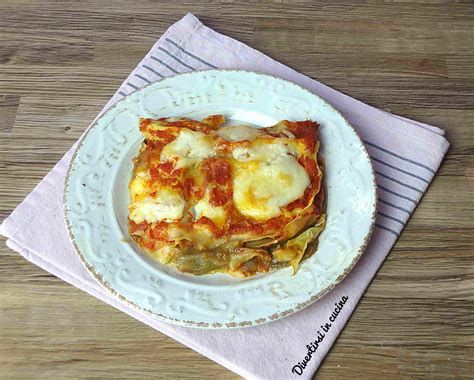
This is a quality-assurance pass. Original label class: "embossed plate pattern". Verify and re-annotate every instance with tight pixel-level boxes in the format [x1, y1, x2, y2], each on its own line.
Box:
[64, 70, 377, 328]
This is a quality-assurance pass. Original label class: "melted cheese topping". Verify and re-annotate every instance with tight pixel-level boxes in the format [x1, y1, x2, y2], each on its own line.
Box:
[129, 187, 186, 223]
[131, 126, 312, 224]
[231, 139, 304, 161]
[229, 138, 310, 220]
[160, 129, 215, 169]
[217, 125, 264, 141]
[191, 192, 226, 228]
[233, 155, 310, 220]
[129, 170, 149, 197]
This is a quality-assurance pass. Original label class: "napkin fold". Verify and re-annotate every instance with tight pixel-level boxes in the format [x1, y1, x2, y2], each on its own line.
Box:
[1, 13, 449, 379]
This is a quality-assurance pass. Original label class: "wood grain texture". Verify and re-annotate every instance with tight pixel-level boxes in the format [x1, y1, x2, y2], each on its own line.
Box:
[0, 1, 473, 378]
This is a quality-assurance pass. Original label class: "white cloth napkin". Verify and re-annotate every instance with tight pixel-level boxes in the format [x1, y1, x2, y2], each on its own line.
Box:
[0, 13, 449, 379]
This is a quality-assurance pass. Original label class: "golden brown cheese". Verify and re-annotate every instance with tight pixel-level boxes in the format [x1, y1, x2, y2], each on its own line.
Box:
[128, 116, 325, 277]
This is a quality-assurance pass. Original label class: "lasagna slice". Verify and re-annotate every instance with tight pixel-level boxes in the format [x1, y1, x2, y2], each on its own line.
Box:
[128, 115, 325, 277]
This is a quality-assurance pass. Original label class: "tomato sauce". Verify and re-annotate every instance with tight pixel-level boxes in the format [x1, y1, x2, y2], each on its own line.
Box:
[210, 186, 231, 206]
[183, 178, 205, 201]
[148, 129, 176, 143]
[129, 220, 150, 233]
[285, 120, 319, 153]
[139, 118, 153, 131]
[149, 162, 184, 189]
[148, 221, 169, 240]
[155, 118, 214, 133]
[196, 216, 219, 235]
[202, 158, 232, 185]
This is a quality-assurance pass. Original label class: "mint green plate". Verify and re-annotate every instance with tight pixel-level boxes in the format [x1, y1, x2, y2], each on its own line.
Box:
[64, 70, 376, 328]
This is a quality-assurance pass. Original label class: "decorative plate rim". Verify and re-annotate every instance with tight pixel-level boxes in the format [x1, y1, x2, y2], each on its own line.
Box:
[63, 69, 378, 328]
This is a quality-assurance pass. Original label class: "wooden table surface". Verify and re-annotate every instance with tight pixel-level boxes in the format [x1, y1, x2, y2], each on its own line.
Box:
[1, 1, 473, 378]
